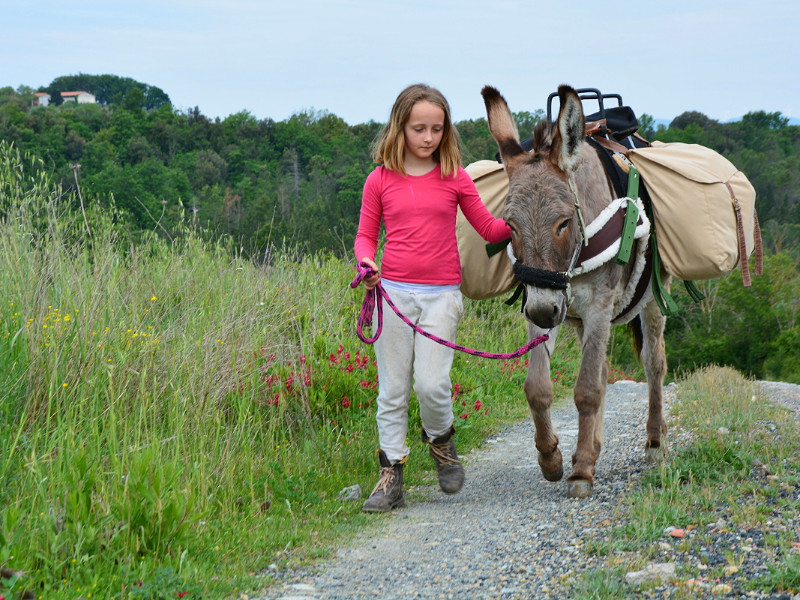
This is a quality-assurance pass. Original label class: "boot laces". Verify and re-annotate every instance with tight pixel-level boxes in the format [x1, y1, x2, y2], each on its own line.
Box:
[429, 441, 459, 465]
[371, 466, 397, 495]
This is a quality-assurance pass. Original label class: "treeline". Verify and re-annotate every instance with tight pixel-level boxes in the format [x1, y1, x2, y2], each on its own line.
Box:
[1, 79, 799, 258]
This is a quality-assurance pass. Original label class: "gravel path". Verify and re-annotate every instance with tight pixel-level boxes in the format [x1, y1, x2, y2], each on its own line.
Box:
[255, 380, 800, 600]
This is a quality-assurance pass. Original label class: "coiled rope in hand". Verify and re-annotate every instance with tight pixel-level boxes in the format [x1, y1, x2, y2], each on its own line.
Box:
[349, 262, 548, 359]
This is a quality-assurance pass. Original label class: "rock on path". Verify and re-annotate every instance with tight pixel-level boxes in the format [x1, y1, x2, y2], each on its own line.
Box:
[254, 380, 800, 600]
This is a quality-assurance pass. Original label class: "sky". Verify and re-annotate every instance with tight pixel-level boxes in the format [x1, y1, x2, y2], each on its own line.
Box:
[3, 0, 799, 126]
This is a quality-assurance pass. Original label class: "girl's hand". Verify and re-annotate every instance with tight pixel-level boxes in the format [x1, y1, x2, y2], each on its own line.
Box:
[359, 257, 381, 290]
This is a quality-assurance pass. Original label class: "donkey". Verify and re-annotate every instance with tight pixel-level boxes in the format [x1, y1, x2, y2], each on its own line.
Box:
[481, 85, 668, 498]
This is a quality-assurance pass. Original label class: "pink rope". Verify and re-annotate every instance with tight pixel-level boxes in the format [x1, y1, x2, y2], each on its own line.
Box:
[349, 262, 548, 359]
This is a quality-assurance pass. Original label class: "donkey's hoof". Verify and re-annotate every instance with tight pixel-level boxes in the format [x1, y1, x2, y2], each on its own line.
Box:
[566, 479, 593, 499]
[645, 446, 666, 464]
[542, 465, 564, 482]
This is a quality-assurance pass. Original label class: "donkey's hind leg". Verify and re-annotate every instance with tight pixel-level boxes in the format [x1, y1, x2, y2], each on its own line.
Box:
[638, 299, 668, 462]
[525, 325, 563, 481]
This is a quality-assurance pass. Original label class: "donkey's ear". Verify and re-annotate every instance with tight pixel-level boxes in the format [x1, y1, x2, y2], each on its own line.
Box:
[482, 86, 525, 175]
[553, 85, 584, 173]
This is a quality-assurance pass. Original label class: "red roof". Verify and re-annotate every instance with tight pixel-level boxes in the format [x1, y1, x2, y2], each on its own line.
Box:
[61, 91, 91, 97]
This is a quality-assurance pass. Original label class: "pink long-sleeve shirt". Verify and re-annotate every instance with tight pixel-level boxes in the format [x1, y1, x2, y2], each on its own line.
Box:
[354, 164, 511, 285]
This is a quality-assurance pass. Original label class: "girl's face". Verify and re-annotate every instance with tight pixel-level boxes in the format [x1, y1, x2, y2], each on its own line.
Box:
[403, 100, 445, 165]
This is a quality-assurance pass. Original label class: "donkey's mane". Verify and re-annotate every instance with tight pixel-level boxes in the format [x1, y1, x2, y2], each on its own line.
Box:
[531, 120, 556, 162]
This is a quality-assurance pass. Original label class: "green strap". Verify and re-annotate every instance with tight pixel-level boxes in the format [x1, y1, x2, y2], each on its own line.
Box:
[626, 165, 640, 200]
[650, 233, 680, 316]
[614, 198, 639, 266]
[683, 280, 706, 302]
[614, 167, 641, 266]
[486, 238, 511, 258]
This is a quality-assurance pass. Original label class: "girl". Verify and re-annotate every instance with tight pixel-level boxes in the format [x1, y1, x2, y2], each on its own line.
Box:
[354, 84, 511, 512]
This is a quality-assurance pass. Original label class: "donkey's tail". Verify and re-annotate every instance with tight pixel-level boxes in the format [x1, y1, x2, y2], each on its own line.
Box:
[629, 315, 644, 362]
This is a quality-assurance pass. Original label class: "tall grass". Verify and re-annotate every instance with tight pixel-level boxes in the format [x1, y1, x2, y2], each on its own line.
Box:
[0, 141, 593, 599]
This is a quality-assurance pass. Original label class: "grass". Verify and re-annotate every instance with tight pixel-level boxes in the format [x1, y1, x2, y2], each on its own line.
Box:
[574, 365, 800, 598]
[0, 142, 601, 599]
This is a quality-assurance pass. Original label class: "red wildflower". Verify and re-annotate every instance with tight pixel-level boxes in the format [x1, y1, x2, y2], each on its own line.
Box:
[176, 591, 189, 599]
[341, 397, 351, 408]
[474, 400, 483, 411]
[459, 412, 469, 420]
[451, 384, 462, 403]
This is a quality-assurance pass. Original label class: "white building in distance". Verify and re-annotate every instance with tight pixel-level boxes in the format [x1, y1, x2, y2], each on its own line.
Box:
[33, 92, 51, 106]
[60, 91, 97, 104]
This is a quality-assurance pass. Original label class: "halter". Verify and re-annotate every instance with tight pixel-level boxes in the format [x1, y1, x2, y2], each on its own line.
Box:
[568, 175, 590, 247]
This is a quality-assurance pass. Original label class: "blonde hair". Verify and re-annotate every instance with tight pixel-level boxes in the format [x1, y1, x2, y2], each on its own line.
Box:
[371, 84, 462, 177]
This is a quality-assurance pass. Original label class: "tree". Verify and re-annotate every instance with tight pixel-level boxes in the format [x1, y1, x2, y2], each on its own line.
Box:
[637, 113, 656, 140]
[513, 109, 545, 140]
[669, 111, 718, 130]
[741, 110, 789, 130]
[43, 74, 171, 110]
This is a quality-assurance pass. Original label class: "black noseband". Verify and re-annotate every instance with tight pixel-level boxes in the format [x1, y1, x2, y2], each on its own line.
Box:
[513, 261, 569, 290]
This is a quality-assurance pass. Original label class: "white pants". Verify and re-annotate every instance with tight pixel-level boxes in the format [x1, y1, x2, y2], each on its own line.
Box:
[373, 286, 464, 463]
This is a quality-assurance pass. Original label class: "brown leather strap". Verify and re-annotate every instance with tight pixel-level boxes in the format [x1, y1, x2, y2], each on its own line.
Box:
[753, 209, 763, 276]
[725, 181, 751, 286]
[584, 119, 607, 137]
[588, 134, 632, 157]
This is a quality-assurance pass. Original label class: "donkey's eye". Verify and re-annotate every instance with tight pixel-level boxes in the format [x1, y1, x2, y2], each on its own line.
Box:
[556, 219, 571, 235]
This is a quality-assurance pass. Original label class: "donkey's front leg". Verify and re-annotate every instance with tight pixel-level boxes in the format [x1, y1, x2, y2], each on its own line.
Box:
[568, 321, 611, 498]
[524, 325, 563, 482]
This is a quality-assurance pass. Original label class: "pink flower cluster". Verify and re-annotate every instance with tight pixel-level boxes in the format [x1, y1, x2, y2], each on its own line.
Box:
[251, 344, 379, 413]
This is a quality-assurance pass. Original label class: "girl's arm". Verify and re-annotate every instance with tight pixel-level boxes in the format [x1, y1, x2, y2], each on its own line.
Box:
[354, 169, 383, 289]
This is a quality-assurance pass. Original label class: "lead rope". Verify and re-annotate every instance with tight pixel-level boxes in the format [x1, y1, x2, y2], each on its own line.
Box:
[350, 262, 549, 359]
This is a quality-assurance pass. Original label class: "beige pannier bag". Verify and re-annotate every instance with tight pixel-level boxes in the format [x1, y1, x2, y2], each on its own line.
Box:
[628, 141, 762, 284]
[457, 160, 516, 300]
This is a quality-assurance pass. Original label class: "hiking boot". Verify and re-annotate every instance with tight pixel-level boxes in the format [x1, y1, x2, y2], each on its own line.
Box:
[361, 450, 405, 513]
[424, 425, 464, 494]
